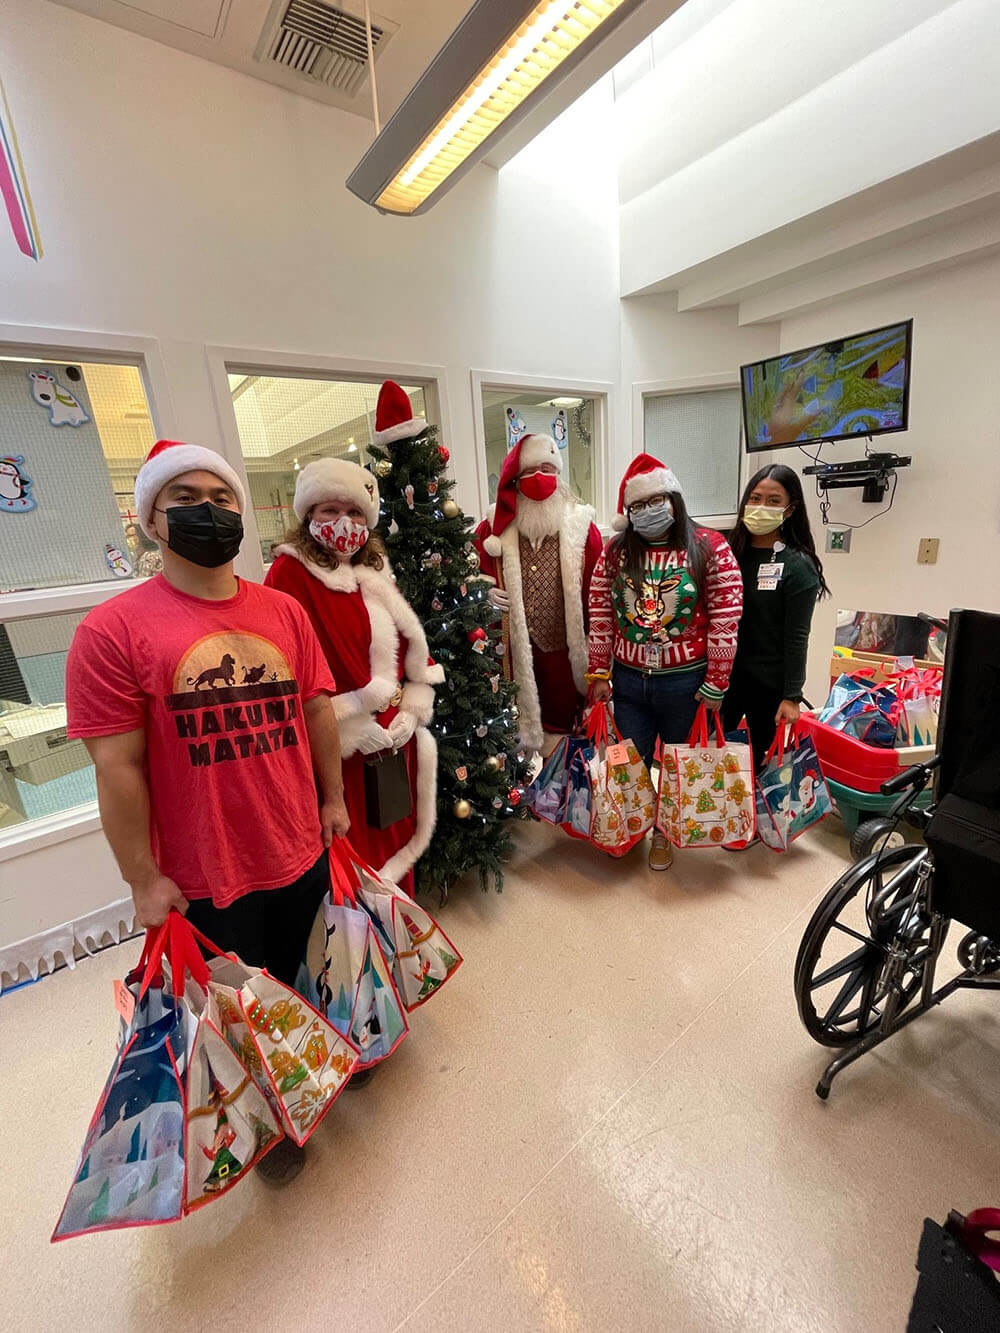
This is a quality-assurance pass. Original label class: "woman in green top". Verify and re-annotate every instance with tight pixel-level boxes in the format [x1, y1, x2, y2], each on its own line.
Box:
[723, 464, 829, 768]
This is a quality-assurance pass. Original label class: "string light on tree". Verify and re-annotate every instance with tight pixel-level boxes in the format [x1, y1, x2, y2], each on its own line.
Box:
[367, 379, 533, 898]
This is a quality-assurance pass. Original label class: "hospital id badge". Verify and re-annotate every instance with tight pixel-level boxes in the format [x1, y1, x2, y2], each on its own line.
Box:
[757, 577, 779, 591]
[644, 642, 664, 669]
[758, 562, 783, 580]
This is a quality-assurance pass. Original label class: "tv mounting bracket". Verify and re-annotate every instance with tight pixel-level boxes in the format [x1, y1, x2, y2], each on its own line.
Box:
[802, 451, 911, 503]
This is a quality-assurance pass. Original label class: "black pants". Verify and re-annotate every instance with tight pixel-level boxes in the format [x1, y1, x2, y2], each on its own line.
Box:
[722, 672, 781, 772]
[185, 849, 330, 986]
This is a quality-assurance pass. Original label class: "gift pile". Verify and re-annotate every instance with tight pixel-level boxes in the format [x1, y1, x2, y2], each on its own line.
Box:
[818, 665, 942, 749]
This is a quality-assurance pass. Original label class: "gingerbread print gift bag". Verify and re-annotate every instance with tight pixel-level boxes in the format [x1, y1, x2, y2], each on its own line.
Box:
[656, 703, 755, 850]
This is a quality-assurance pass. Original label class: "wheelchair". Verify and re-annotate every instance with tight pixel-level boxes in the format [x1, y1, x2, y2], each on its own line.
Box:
[794, 609, 1000, 1099]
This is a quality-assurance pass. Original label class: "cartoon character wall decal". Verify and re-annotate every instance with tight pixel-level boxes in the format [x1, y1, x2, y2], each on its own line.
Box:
[0, 455, 36, 512]
[28, 369, 90, 426]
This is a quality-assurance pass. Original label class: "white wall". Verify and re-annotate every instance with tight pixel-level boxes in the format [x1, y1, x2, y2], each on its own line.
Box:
[617, 0, 1000, 294]
[0, 0, 622, 961]
[777, 252, 1000, 704]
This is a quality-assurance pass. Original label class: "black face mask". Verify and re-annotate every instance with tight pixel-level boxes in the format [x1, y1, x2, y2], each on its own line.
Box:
[157, 502, 243, 568]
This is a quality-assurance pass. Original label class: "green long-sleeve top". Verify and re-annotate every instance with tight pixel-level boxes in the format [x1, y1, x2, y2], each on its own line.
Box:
[733, 545, 820, 702]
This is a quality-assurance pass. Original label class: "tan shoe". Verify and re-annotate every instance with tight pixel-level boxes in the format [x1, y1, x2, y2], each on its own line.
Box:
[648, 831, 674, 872]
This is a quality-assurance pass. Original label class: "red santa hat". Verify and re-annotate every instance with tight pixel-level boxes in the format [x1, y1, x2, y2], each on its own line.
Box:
[482, 433, 563, 557]
[612, 453, 682, 532]
[293, 457, 380, 528]
[134, 439, 245, 538]
[374, 380, 427, 447]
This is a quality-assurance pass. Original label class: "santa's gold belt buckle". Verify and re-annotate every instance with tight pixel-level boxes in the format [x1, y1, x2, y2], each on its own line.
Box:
[389, 686, 404, 708]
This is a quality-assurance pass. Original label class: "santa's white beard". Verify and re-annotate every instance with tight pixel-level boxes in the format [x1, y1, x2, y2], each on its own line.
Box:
[515, 486, 570, 547]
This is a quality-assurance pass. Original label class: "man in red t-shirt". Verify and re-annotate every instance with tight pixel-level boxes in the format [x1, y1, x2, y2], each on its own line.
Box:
[67, 439, 349, 1183]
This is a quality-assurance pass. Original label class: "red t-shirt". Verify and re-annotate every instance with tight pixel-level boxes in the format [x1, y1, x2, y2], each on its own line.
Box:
[66, 576, 336, 907]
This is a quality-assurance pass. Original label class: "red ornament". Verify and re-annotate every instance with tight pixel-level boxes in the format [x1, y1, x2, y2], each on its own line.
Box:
[508, 787, 522, 807]
[468, 627, 488, 654]
[438, 445, 450, 464]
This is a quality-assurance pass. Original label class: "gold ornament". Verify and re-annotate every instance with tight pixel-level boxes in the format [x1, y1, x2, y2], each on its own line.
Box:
[453, 798, 472, 819]
[484, 755, 501, 773]
[374, 459, 392, 477]
[442, 498, 460, 519]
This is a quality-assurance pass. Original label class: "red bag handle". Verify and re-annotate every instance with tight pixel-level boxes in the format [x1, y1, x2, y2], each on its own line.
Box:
[685, 701, 726, 750]
[585, 701, 611, 748]
[136, 910, 214, 1000]
[960, 1209, 1000, 1272]
[328, 839, 361, 906]
[764, 720, 789, 764]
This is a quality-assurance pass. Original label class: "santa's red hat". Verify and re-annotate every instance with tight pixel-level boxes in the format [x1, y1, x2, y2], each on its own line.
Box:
[134, 439, 245, 538]
[612, 453, 681, 532]
[482, 434, 563, 557]
[374, 380, 427, 447]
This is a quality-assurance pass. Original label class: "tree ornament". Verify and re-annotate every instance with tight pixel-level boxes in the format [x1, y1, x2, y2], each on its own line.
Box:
[453, 799, 472, 819]
[508, 788, 522, 807]
[431, 597, 443, 611]
[388, 520, 399, 536]
[492, 797, 504, 809]
[442, 498, 460, 519]
[489, 674, 500, 693]
[455, 765, 468, 782]
[438, 444, 450, 464]
[468, 627, 488, 654]
[495, 641, 506, 657]
[476, 723, 488, 737]
[374, 459, 392, 478]
[467, 550, 480, 571]
[427, 479, 438, 496]
[484, 755, 501, 773]
[404, 484, 415, 509]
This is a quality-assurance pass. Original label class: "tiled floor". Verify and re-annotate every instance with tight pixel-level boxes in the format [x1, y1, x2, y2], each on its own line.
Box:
[3, 818, 998, 1331]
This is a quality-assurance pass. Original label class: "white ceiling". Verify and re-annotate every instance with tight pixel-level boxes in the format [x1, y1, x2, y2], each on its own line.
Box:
[49, 0, 475, 121]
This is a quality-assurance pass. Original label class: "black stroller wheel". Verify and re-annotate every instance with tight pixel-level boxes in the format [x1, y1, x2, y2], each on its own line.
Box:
[795, 845, 934, 1047]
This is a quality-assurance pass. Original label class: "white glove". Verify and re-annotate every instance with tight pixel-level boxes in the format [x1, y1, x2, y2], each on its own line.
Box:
[488, 586, 511, 612]
[354, 719, 395, 755]
[386, 710, 418, 749]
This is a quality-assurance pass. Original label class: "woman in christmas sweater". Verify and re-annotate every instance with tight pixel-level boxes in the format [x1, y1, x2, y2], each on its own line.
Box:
[588, 454, 743, 871]
[265, 459, 443, 892]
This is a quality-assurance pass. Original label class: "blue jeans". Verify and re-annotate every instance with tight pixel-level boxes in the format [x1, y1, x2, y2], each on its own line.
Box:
[611, 662, 707, 771]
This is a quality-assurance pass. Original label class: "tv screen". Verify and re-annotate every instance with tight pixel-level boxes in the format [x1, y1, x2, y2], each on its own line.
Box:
[740, 319, 912, 452]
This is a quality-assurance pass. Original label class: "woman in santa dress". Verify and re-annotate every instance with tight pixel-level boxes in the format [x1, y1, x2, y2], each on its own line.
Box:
[265, 458, 443, 892]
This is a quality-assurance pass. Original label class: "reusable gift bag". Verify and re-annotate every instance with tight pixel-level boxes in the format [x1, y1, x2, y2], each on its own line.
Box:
[656, 704, 755, 850]
[585, 702, 655, 857]
[186, 918, 359, 1147]
[53, 915, 280, 1241]
[364, 750, 412, 830]
[754, 722, 834, 852]
[817, 673, 899, 747]
[331, 839, 463, 1011]
[527, 734, 592, 825]
[303, 850, 409, 1069]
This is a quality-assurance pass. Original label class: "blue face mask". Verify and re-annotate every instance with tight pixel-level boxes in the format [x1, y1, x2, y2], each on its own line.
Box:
[630, 499, 674, 540]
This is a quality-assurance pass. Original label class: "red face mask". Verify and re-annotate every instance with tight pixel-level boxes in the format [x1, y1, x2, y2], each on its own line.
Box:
[518, 470, 558, 502]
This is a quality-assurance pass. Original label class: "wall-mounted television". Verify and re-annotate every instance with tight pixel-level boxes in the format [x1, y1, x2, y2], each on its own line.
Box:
[740, 319, 912, 452]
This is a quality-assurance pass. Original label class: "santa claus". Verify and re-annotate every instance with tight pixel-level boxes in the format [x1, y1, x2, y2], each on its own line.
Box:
[474, 434, 602, 754]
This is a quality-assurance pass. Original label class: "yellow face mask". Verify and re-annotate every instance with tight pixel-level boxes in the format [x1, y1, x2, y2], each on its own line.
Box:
[742, 505, 787, 536]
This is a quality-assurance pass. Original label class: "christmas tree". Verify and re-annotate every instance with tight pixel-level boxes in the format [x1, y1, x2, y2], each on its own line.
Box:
[367, 383, 531, 898]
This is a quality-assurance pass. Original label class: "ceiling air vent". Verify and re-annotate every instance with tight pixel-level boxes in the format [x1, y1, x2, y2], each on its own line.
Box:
[265, 1, 384, 95]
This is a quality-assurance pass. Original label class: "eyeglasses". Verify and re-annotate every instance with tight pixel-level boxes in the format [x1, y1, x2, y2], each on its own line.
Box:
[627, 494, 669, 515]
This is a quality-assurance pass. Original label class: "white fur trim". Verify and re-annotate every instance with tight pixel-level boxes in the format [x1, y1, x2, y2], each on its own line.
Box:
[374, 418, 426, 447]
[559, 505, 595, 695]
[612, 514, 628, 532]
[134, 444, 245, 538]
[273, 543, 442, 734]
[400, 680, 435, 725]
[622, 466, 680, 511]
[484, 534, 502, 558]
[378, 725, 438, 882]
[293, 458, 379, 527]
[517, 433, 563, 474]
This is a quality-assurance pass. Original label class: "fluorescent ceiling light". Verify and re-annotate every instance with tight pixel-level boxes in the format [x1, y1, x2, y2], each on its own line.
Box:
[347, 0, 643, 216]
[548, 396, 584, 407]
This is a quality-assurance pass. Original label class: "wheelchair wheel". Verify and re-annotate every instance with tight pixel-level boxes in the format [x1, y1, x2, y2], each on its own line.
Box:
[957, 931, 1000, 974]
[795, 845, 934, 1047]
[849, 817, 906, 860]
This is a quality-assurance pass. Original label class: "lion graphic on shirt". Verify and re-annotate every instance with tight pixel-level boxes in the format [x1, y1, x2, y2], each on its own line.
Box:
[187, 653, 237, 690]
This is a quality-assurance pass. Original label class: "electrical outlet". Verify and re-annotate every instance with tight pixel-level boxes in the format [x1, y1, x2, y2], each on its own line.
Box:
[826, 529, 852, 553]
[917, 537, 939, 565]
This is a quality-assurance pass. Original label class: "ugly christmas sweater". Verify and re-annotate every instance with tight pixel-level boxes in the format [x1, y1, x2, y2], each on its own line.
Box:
[587, 528, 743, 702]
